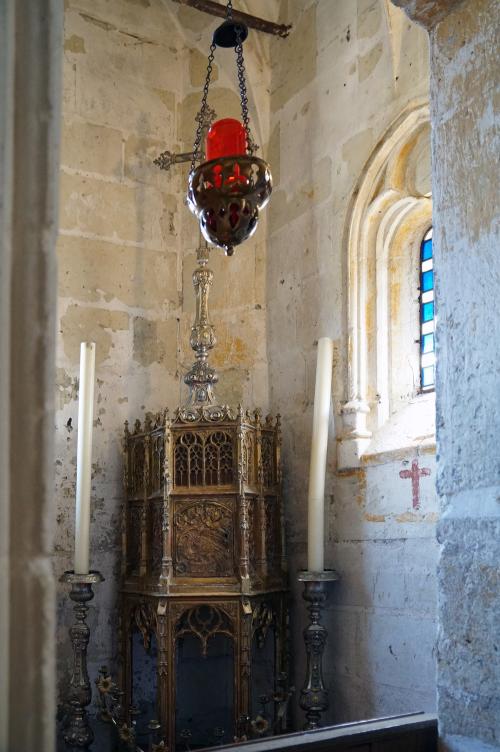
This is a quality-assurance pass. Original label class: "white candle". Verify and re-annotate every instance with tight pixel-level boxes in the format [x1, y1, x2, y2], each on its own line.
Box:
[74, 342, 96, 574]
[307, 337, 333, 572]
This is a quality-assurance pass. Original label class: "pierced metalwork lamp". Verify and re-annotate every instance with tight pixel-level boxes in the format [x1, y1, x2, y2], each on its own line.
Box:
[187, 0, 272, 256]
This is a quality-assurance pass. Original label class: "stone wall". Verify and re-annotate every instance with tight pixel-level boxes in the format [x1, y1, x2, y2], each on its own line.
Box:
[54, 0, 272, 709]
[429, 0, 500, 747]
[267, 0, 438, 722]
[53, 0, 457, 733]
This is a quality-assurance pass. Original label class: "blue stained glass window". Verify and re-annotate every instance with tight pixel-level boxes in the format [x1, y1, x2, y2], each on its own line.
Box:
[421, 302, 434, 322]
[420, 228, 435, 391]
[422, 269, 434, 292]
[422, 333, 434, 353]
[422, 238, 433, 261]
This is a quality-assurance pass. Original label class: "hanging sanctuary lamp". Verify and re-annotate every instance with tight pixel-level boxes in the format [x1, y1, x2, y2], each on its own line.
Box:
[187, 0, 272, 256]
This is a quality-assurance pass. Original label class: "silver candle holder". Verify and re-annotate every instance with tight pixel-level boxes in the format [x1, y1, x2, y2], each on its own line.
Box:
[60, 570, 104, 748]
[298, 570, 339, 730]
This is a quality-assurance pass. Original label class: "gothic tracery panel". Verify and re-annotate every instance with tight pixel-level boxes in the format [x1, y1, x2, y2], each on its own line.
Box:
[248, 498, 258, 576]
[149, 500, 164, 576]
[127, 503, 142, 575]
[261, 433, 275, 487]
[175, 604, 235, 657]
[131, 440, 145, 497]
[150, 431, 165, 495]
[174, 430, 234, 487]
[243, 431, 257, 485]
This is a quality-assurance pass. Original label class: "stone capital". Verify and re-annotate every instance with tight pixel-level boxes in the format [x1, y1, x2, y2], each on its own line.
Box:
[390, 0, 465, 29]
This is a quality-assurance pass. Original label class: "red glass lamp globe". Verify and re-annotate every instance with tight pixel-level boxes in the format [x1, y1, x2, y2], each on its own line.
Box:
[205, 118, 247, 161]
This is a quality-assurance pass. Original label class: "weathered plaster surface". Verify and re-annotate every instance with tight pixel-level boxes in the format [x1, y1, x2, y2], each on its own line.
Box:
[392, 0, 464, 28]
[55, 0, 272, 721]
[430, 0, 500, 746]
[267, 0, 437, 723]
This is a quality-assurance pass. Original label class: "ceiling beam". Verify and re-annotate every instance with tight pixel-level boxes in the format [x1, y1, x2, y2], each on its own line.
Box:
[172, 0, 291, 38]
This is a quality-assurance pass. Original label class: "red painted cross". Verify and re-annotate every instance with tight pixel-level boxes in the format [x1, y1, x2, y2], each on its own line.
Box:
[399, 459, 431, 510]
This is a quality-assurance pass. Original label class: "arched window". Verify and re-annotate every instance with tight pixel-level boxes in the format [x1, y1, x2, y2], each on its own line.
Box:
[420, 228, 435, 391]
[339, 102, 435, 469]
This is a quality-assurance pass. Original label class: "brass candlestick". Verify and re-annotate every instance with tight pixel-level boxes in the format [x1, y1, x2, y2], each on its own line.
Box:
[60, 570, 104, 748]
[298, 570, 339, 730]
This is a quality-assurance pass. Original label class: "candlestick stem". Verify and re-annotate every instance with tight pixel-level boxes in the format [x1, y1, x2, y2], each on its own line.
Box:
[298, 570, 338, 730]
[61, 571, 104, 748]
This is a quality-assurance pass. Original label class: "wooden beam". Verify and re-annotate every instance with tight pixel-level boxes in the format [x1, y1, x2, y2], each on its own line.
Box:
[172, 0, 291, 38]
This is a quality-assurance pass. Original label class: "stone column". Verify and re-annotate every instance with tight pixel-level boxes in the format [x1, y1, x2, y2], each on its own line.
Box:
[0, 0, 63, 749]
[393, 1, 500, 749]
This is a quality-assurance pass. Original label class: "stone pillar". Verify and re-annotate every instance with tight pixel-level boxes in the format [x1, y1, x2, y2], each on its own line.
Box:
[0, 0, 63, 749]
[393, 1, 500, 749]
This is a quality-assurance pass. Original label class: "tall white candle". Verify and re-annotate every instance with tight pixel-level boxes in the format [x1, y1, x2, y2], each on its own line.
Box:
[307, 337, 333, 572]
[74, 342, 96, 574]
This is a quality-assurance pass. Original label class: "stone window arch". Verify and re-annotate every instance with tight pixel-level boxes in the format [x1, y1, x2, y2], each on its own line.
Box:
[339, 102, 433, 469]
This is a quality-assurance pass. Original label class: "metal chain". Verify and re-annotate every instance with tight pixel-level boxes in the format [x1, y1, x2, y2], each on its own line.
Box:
[190, 42, 217, 171]
[190, 0, 257, 168]
[235, 26, 257, 155]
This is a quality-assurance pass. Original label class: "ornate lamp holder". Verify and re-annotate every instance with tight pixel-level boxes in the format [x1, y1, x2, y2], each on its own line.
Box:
[298, 570, 339, 730]
[186, 1, 272, 256]
[60, 570, 104, 748]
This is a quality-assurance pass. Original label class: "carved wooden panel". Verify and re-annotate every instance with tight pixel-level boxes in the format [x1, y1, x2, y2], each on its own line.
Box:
[174, 499, 234, 577]
[261, 433, 275, 488]
[173, 430, 234, 487]
[121, 411, 287, 752]
[127, 503, 142, 575]
[150, 430, 165, 496]
[130, 439, 145, 497]
[243, 430, 257, 485]
[130, 600, 157, 650]
[149, 500, 164, 577]
[174, 604, 235, 657]
[248, 498, 258, 576]
[205, 430, 234, 485]
[251, 600, 276, 648]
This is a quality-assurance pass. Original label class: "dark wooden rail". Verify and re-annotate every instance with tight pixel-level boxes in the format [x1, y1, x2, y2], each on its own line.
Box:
[199, 713, 438, 752]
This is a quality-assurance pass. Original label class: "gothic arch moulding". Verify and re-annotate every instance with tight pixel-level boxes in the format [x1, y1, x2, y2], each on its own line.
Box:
[339, 101, 432, 469]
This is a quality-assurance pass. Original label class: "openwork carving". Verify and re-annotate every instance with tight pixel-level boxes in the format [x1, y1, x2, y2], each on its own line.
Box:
[252, 601, 275, 648]
[149, 501, 164, 576]
[127, 504, 142, 575]
[206, 431, 233, 484]
[131, 440, 145, 496]
[261, 433, 275, 487]
[265, 497, 279, 567]
[175, 604, 234, 657]
[151, 431, 165, 495]
[131, 601, 157, 651]
[243, 431, 257, 485]
[174, 500, 234, 577]
[187, 156, 272, 255]
[122, 406, 287, 748]
[174, 431, 233, 487]
[248, 499, 258, 575]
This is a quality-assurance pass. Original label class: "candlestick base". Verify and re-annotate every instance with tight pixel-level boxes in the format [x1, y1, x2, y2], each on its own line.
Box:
[60, 570, 104, 748]
[297, 570, 339, 730]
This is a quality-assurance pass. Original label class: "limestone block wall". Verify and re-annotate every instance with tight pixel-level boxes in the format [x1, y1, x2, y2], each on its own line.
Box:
[267, 0, 438, 722]
[430, 0, 500, 746]
[54, 0, 272, 707]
